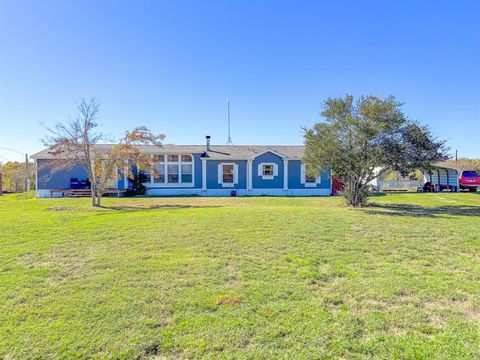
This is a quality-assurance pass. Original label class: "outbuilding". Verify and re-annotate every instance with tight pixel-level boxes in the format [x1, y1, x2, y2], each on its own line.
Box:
[421, 166, 459, 192]
[371, 165, 459, 192]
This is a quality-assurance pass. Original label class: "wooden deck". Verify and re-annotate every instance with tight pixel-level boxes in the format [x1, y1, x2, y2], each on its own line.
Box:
[50, 189, 127, 198]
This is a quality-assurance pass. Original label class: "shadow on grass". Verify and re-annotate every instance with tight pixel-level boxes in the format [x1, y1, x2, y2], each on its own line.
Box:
[365, 203, 480, 218]
[99, 204, 222, 212]
[375, 191, 480, 196]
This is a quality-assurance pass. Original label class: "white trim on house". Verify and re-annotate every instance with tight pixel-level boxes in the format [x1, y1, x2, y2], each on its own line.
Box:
[123, 167, 128, 190]
[35, 160, 38, 193]
[300, 163, 321, 187]
[257, 162, 278, 180]
[145, 182, 195, 188]
[283, 159, 288, 190]
[200, 155, 299, 161]
[114, 166, 119, 189]
[218, 163, 238, 188]
[247, 160, 253, 190]
[201, 158, 207, 191]
[250, 149, 286, 160]
[246, 188, 330, 196]
[146, 188, 331, 197]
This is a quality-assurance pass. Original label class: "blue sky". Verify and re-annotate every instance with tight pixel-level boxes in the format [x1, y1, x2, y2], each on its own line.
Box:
[0, 0, 479, 162]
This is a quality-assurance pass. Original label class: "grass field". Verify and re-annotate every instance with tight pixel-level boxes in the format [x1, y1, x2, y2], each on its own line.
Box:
[0, 193, 479, 359]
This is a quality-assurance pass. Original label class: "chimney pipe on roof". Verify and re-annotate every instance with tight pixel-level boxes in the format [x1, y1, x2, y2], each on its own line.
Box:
[206, 136, 211, 151]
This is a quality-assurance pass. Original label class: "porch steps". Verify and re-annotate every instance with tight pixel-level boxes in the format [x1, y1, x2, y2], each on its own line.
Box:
[67, 190, 92, 198]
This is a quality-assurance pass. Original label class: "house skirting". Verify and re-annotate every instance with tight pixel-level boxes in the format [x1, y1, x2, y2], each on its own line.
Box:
[37, 188, 331, 198]
[146, 188, 331, 197]
[37, 190, 62, 198]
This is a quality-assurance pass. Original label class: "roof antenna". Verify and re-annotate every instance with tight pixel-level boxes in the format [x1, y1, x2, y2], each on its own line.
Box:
[226, 98, 233, 146]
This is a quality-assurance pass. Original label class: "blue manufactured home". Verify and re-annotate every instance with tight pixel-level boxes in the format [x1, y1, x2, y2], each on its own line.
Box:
[32, 136, 332, 197]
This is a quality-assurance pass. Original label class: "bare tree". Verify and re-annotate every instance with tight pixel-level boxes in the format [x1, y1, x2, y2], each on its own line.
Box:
[43, 98, 164, 207]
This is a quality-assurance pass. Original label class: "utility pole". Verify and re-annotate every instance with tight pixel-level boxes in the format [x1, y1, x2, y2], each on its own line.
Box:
[25, 153, 30, 191]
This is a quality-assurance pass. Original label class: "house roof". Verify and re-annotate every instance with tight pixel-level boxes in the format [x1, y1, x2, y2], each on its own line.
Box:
[31, 144, 306, 160]
[200, 145, 305, 160]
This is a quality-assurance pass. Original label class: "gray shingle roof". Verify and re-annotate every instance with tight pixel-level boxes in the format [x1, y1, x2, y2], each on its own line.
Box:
[31, 144, 306, 160]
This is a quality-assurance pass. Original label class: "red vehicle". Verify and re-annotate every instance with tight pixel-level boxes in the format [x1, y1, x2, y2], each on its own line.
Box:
[459, 170, 480, 192]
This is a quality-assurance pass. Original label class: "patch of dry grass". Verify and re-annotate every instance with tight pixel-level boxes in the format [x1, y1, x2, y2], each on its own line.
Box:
[0, 192, 479, 359]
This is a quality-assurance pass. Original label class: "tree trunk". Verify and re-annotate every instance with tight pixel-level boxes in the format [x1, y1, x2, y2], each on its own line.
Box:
[95, 192, 102, 207]
[349, 185, 362, 207]
[345, 177, 366, 207]
[90, 184, 97, 207]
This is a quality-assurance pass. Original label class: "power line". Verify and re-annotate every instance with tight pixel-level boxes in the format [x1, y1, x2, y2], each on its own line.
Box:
[0, 153, 11, 162]
[0, 146, 24, 156]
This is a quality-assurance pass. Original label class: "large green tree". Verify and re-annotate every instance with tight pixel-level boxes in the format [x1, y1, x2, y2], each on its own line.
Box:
[304, 95, 449, 206]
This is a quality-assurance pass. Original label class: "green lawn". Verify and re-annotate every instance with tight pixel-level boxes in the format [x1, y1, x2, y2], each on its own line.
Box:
[1, 193, 479, 359]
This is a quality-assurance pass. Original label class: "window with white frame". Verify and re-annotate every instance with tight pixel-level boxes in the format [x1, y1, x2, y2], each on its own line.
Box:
[263, 164, 274, 176]
[258, 163, 278, 180]
[143, 168, 152, 183]
[181, 164, 193, 183]
[305, 170, 317, 183]
[218, 163, 238, 187]
[222, 164, 234, 183]
[151, 154, 193, 185]
[301, 163, 320, 186]
[167, 164, 179, 183]
[153, 155, 165, 183]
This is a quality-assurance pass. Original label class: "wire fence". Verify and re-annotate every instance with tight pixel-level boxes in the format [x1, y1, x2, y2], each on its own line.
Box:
[377, 180, 423, 191]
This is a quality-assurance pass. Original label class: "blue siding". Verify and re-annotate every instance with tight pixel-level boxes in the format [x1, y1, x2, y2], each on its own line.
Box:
[206, 160, 247, 189]
[252, 151, 284, 189]
[287, 160, 331, 190]
[37, 160, 89, 189]
[116, 168, 125, 189]
[193, 154, 203, 188]
[36, 153, 332, 195]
